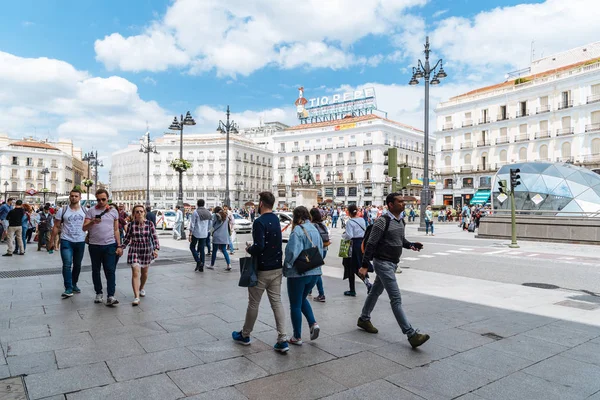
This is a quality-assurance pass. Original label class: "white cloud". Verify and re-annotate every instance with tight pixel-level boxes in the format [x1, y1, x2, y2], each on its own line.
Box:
[94, 0, 427, 77]
[193, 105, 297, 130]
[22, 21, 35, 27]
[143, 76, 157, 85]
[432, 9, 448, 18]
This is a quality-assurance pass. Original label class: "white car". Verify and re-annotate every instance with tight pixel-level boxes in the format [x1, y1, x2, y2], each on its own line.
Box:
[154, 210, 188, 230]
[233, 213, 252, 233]
[274, 212, 293, 242]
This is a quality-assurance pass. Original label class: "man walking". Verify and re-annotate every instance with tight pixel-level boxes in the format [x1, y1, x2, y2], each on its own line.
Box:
[357, 192, 430, 348]
[37, 205, 54, 251]
[49, 189, 86, 298]
[145, 206, 156, 227]
[232, 191, 289, 353]
[173, 205, 183, 240]
[83, 189, 122, 306]
[189, 199, 211, 272]
[0, 198, 13, 242]
[2, 200, 24, 256]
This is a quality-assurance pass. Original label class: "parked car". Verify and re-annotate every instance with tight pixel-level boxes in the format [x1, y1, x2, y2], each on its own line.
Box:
[274, 212, 293, 242]
[153, 209, 188, 230]
[233, 213, 252, 233]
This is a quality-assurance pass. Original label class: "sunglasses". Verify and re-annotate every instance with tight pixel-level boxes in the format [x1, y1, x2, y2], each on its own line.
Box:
[134, 210, 144, 214]
[97, 198, 108, 202]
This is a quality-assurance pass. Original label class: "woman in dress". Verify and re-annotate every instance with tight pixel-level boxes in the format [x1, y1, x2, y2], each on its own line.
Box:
[283, 206, 323, 345]
[208, 206, 231, 271]
[121, 205, 160, 306]
[341, 204, 371, 296]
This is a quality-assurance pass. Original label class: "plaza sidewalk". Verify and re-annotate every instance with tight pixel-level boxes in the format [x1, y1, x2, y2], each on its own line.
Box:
[0, 244, 599, 399]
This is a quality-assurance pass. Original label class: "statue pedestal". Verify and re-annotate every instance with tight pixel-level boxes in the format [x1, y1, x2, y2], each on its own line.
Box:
[295, 188, 319, 209]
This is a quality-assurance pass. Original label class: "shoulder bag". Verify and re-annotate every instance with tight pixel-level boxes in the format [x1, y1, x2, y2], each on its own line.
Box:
[293, 225, 325, 274]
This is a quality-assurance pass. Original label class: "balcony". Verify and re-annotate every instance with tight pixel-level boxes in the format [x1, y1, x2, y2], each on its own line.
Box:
[515, 134, 530, 142]
[587, 94, 600, 104]
[153, 171, 161, 176]
[291, 163, 300, 169]
[536, 105, 551, 114]
[460, 142, 473, 149]
[312, 162, 322, 168]
[166, 170, 174, 175]
[579, 153, 600, 163]
[292, 147, 300, 152]
[364, 158, 373, 163]
[441, 144, 453, 151]
[477, 140, 490, 147]
[478, 118, 491, 125]
[51, 164, 58, 168]
[336, 160, 345, 166]
[535, 131, 551, 139]
[363, 140, 372, 145]
[348, 159, 357, 165]
[302, 147, 311, 152]
[557, 100, 573, 110]
[314, 145, 323, 151]
[462, 120, 473, 127]
[235, 157, 241, 161]
[325, 144, 334, 150]
[585, 123, 600, 133]
[557, 156, 574, 163]
[460, 165, 474, 172]
[556, 127, 574, 136]
[207, 155, 215, 161]
[477, 164, 494, 172]
[516, 109, 529, 118]
[37, 161, 44, 167]
[439, 167, 454, 174]
[496, 137, 510, 145]
[442, 123, 454, 131]
[347, 179, 357, 184]
[443, 184, 453, 189]
[324, 161, 333, 167]
[496, 114, 509, 121]
[277, 164, 286, 169]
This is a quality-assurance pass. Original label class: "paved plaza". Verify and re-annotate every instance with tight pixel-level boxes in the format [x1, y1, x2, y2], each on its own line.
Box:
[0, 231, 599, 400]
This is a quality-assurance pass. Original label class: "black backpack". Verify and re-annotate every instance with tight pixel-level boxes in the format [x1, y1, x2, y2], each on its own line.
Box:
[361, 215, 391, 253]
[314, 222, 330, 247]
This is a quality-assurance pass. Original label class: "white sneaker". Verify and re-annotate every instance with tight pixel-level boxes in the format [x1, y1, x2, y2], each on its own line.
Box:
[132, 298, 140, 306]
[94, 294, 103, 303]
[139, 289, 146, 297]
[106, 297, 119, 307]
[310, 323, 320, 341]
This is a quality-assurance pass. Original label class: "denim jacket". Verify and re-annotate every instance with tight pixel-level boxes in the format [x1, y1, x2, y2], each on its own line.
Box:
[283, 222, 323, 278]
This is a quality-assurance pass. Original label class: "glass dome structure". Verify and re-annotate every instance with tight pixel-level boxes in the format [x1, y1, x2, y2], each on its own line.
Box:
[492, 162, 600, 216]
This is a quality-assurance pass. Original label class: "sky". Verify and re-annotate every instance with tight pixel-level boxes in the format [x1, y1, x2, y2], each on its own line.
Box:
[1, 0, 599, 181]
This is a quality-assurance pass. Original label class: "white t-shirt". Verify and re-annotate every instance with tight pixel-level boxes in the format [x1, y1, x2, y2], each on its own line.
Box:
[55, 206, 86, 243]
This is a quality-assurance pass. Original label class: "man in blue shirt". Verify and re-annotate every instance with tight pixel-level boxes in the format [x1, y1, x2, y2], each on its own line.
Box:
[232, 191, 289, 353]
[0, 198, 14, 242]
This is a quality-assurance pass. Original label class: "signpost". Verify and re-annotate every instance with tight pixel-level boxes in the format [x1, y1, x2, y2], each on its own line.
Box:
[295, 87, 378, 124]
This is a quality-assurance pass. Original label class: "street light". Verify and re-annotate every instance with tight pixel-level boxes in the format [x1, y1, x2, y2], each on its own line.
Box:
[3, 181, 8, 201]
[83, 151, 103, 195]
[408, 35, 447, 231]
[139, 130, 158, 207]
[168, 111, 196, 240]
[234, 180, 244, 209]
[41, 168, 50, 204]
[327, 171, 341, 205]
[216, 106, 239, 208]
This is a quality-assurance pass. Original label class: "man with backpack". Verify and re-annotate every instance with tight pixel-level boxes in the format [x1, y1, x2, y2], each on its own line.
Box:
[357, 192, 430, 349]
[37, 205, 54, 251]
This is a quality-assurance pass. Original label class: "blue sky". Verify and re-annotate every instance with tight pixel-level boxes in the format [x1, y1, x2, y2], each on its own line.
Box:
[0, 0, 597, 180]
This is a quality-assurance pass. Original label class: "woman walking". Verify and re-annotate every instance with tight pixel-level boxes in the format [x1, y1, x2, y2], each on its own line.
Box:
[425, 205, 434, 236]
[208, 206, 231, 271]
[284, 206, 323, 345]
[309, 207, 329, 302]
[121, 205, 160, 306]
[341, 205, 371, 296]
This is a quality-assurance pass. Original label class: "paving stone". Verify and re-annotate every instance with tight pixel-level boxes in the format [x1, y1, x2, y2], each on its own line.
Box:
[24, 362, 114, 400]
[321, 379, 423, 400]
[311, 330, 390, 358]
[6, 332, 93, 357]
[315, 351, 407, 389]
[116, 307, 184, 326]
[0, 326, 50, 344]
[168, 357, 268, 396]
[236, 366, 346, 400]
[187, 338, 271, 363]
[385, 359, 497, 400]
[0, 365, 9, 379]
[184, 387, 248, 400]
[106, 347, 202, 381]
[459, 318, 541, 338]
[135, 327, 217, 353]
[483, 334, 569, 362]
[88, 321, 167, 340]
[157, 314, 226, 333]
[522, 355, 600, 397]
[450, 346, 535, 377]
[433, 328, 496, 352]
[245, 342, 335, 374]
[37, 396, 64, 400]
[3, 306, 46, 319]
[6, 351, 57, 376]
[372, 341, 456, 368]
[66, 373, 183, 400]
[473, 371, 582, 400]
[561, 341, 600, 367]
[0, 376, 27, 400]
[455, 394, 486, 400]
[523, 323, 599, 347]
[54, 336, 145, 368]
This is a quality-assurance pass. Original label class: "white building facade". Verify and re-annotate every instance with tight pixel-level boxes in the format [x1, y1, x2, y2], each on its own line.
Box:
[434, 42, 600, 207]
[111, 133, 273, 209]
[273, 114, 434, 207]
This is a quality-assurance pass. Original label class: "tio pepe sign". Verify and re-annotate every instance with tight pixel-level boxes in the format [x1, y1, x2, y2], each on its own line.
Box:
[306, 88, 375, 109]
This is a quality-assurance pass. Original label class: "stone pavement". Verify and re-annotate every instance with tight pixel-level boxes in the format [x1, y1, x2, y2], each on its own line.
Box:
[0, 244, 599, 399]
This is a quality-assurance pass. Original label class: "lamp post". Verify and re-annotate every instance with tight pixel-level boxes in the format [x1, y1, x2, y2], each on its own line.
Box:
[327, 171, 341, 205]
[168, 111, 196, 241]
[139, 130, 158, 207]
[408, 36, 447, 231]
[216, 106, 239, 208]
[83, 151, 103, 195]
[3, 181, 8, 201]
[41, 168, 50, 204]
[234, 181, 244, 209]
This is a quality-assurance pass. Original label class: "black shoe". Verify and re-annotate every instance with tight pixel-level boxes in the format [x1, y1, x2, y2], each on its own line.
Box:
[195, 262, 204, 272]
[408, 332, 430, 348]
[2, 253, 12, 257]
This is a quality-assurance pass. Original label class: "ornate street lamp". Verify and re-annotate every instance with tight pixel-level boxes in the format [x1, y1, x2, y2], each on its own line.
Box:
[3, 181, 8, 201]
[216, 106, 239, 207]
[139, 130, 158, 207]
[83, 151, 103, 197]
[41, 168, 50, 204]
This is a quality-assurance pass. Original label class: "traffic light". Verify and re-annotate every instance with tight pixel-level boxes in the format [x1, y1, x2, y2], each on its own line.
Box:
[383, 148, 398, 178]
[498, 179, 508, 194]
[510, 168, 521, 192]
[399, 166, 412, 189]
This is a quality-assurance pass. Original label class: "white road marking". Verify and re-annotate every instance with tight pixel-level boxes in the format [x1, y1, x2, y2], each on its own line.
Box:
[447, 250, 464, 254]
[418, 255, 435, 258]
[403, 257, 420, 261]
[434, 252, 449, 256]
[483, 250, 509, 255]
[508, 252, 523, 255]
[558, 257, 575, 260]
[527, 253, 539, 257]
[459, 248, 475, 251]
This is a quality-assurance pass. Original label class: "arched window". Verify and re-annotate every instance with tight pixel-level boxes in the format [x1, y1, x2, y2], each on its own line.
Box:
[561, 142, 572, 158]
[11, 182, 17, 191]
[500, 150, 507, 162]
[539, 145, 548, 160]
[519, 147, 527, 161]
[592, 138, 600, 155]
[464, 154, 472, 165]
[444, 156, 451, 166]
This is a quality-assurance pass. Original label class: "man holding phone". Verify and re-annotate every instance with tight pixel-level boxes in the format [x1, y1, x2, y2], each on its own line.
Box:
[356, 193, 430, 349]
[83, 189, 122, 306]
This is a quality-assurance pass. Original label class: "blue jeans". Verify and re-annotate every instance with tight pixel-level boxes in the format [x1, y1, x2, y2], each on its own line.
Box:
[315, 249, 327, 296]
[426, 221, 434, 234]
[211, 243, 231, 266]
[360, 258, 415, 337]
[190, 235, 207, 265]
[89, 243, 117, 297]
[206, 234, 211, 252]
[61, 240, 85, 290]
[287, 275, 319, 338]
[332, 216, 338, 227]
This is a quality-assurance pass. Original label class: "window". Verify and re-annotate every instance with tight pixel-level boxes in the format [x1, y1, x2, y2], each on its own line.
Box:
[463, 177, 473, 188]
[519, 147, 527, 161]
[500, 150, 507, 162]
[562, 116, 571, 128]
[540, 144, 549, 159]
[479, 176, 492, 188]
[444, 179, 453, 189]
[444, 156, 451, 166]
[26, 157, 33, 166]
[592, 138, 600, 155]
[499, 105, 507, 120]
[11, 156, 18, 165]
[280, 143, 285, 152]
[464, 154, 472, 165]
[500, 127, 507, 137]
[561, 142, 571, 158]
[519, 101, 527, 116]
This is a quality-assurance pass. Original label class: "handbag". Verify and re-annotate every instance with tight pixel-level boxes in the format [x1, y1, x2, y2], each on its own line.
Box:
[338, 239, 352, 258]
[293, 225, 325, 274]
[239, 256, 258, 287]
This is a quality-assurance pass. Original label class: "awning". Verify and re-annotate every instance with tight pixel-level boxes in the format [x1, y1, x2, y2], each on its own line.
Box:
[470, 190, 491, 205]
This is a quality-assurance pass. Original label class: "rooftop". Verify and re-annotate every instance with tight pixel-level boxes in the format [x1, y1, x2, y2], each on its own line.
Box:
[285, 114, 423, 133]
[8, 140, 60, 151]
